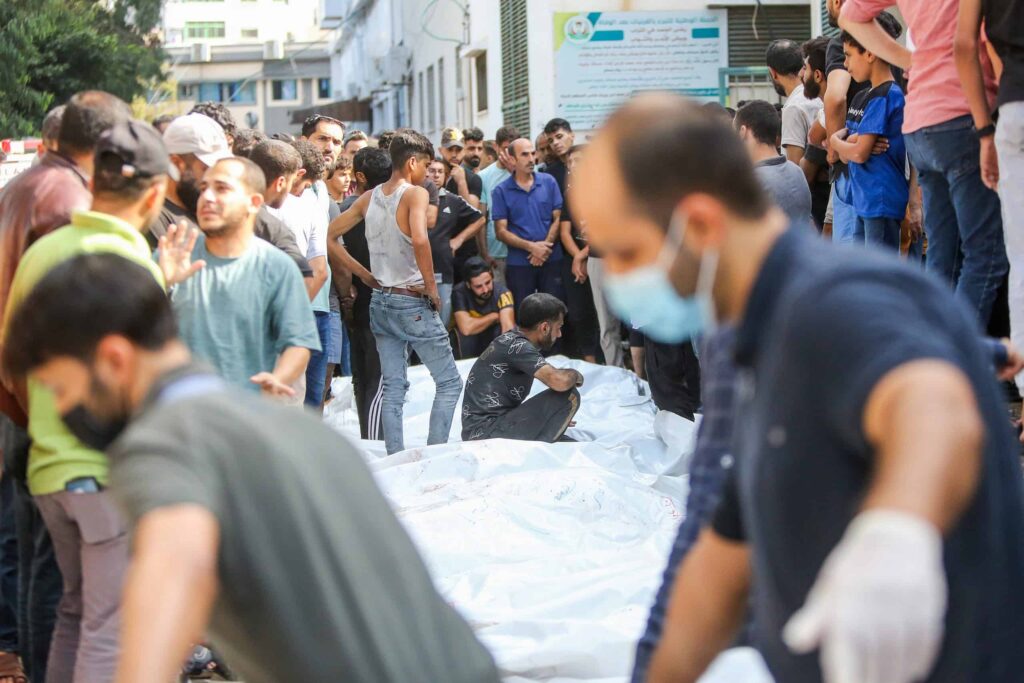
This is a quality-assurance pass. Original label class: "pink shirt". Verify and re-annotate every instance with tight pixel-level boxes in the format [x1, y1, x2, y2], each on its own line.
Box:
[842, 0, 997, 133]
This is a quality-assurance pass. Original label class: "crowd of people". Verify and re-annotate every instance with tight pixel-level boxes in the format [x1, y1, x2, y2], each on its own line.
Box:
[0, 0, 1022, 681]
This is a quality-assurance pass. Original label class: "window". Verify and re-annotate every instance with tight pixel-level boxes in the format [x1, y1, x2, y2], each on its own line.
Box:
[317, 77, 331, 100]
[229, 82, 256, 104]
[438, 58, 446, 126]
[184, 21, 225, 39]
[198, 82, 222, 101]
[418, 71, 425, 129]
[427, 64, 437, 131]
[178, 84, 196, 99]
[500, 0, 529, 134]
[475, 51, 488, 112]
[241, 28, 258, 38]
[272, 79, 298, 101]
[727, 5, 812, 67]
[192, 81, 255, 103]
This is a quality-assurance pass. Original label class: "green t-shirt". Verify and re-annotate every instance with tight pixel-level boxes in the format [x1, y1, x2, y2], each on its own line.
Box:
[0, 210, 164, 495]
[169, 234, 320, 390]
[109, 365, 500, 683]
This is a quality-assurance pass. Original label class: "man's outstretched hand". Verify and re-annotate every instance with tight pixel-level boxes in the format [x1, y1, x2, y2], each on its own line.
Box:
[158, 220, 206, 286]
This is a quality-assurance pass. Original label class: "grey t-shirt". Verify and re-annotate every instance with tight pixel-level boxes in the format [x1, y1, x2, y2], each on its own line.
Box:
[109, 366, 499, 683]
[461, 330, 550, 439]
[754, 156, 814, 229]
[781, 83, 823, 151]
[170, 235, 321, 390]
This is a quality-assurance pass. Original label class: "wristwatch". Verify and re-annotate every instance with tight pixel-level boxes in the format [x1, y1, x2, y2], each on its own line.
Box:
[975, 123, 996, 140]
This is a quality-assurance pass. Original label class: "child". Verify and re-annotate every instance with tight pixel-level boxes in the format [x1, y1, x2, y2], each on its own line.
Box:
[325, 155, 353, 201]
[830, 22, 908, 250]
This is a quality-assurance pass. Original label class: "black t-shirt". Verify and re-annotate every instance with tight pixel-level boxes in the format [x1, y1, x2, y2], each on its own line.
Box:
[982, 0, 1024, 106]
[453, 281, 513, 319]
[148, 200, 198, 249]
[339, 194, 372, 325]
[461, 329, 549, 439]
[423, 178, 440, 207]
[429, 190, 482, 284]
[711, 229, 1024, 683]
[445, 166, 483, 201]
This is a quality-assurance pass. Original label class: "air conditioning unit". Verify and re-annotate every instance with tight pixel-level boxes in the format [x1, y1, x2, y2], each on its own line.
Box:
[263, 40, 284, 60]
[190, 42, 211, 62]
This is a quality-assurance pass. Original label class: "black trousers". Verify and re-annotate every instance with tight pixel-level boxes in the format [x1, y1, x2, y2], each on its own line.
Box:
[344, 318, 383, 440]
[560, 259, 600, 359]
[469, 388, 580, 443]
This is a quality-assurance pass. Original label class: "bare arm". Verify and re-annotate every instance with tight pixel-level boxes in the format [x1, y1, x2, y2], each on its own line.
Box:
[451, 216, 486, 252]
[560, 219, 581, 258]
[326, 191, 371, 242]
[454, 310, 500, 337]
[498, 306, 515, 333]
[861, 360, 983, 530]
[825, 70, 852, 140]
[783, 145, 804, 164]
[954, 0, 999, 190]
[114, 505, 219, 683]
[326, 238, 377, 289]
[305, 255, 328, 301]
[648, 530, 752, 683]
[831, 130, 878, 165]
[545, 209, 563, 245]
[426, 203, 438, 229]
[270, 346, 310, 388]
[404, 188, 440, 301]
[328, 241, 354, 302]
[839, 11, 912, 70]
[496, 218, 538, 252]
[534, 364, 583, 392]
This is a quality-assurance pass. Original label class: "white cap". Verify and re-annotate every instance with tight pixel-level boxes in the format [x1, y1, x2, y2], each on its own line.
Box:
[162, 113, 233, 167]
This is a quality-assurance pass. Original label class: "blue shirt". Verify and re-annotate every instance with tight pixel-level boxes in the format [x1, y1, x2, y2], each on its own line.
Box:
[845, 80, 909, 219]
[490, 172, 564, 267]
[478, 164, 510, 259]
[712, 229, 1024, 683]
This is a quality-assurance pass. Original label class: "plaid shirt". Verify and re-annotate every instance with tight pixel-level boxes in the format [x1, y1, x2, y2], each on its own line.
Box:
[632, 325, 739, 681]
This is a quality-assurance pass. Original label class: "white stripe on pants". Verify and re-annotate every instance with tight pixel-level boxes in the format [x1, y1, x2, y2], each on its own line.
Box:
[587, 258, 624, 367]
[997, 102, 1024, 393]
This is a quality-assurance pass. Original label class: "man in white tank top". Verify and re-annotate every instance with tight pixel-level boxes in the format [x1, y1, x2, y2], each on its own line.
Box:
[327, 130, 462, 454]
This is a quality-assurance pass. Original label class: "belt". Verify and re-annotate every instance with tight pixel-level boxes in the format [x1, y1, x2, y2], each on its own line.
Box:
[380, 286, 425, 298]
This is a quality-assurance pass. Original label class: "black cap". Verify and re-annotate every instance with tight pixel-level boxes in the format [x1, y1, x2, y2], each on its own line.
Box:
[94, 120, 179, 182]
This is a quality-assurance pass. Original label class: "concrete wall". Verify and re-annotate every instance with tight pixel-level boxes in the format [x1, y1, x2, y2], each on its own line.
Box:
[162, 0, 325, 46]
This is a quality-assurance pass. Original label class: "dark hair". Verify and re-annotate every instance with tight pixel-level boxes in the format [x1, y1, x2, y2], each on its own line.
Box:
[213, 156, 267, 196]
[842, 11, 902, 52]
[232, 128, 268, 157]
[58, 91, 132, 156]
[376, 129, 395, 150]
[482, 141, 498, 159]
[249, 140, 301, 184]
[353, 147, 392, 189]
[151, 114, 176, 130]
[301, 114, 345, 139]
[462, 127, 484, 143]
[389, 129, 434, 168]
[270, 132, 295, 143]
[702, 101, 734, 122]
[189, 102, 238, 138]
[735, 100, 781, 147]
[608, 95, 768, 228]
[518, 293, 567, 329]
[2, 253, 177, 378]
[41, 105, 66, 143]
[461, 256, 492, 281]
[328, 155, 352, 179]
[290, 138, 327, 181]
[765, 39, 804, 76]
[543, 118, 572, 136]
[802, 36, 831, 76]
[494, 125, 520, 147]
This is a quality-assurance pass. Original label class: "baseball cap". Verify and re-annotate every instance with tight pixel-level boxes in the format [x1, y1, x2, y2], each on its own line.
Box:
[94, 120, 179, 182]
[440, 127, 465, 149]
[163, 113, 233, 167]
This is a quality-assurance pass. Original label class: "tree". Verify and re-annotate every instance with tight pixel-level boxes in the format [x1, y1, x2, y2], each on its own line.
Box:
[0, 0, 165, 138]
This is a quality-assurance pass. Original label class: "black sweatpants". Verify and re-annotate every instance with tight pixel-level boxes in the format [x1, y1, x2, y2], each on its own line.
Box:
[469, 388, 580, 443]
[345, 319, 383, 440]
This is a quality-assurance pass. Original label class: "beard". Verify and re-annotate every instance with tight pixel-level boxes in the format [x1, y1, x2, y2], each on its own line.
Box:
[803, 76, 821, 99]
[176, 173, 201, 216]
[466, 155, 481, 168]
[199, 204, 249, 237]
[772, 79, 787, 97]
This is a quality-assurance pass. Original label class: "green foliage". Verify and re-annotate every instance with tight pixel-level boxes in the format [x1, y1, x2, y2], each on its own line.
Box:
[0, 0, 165, 138]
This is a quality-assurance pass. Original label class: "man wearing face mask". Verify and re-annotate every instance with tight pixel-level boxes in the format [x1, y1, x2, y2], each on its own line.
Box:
[151, 114, 233, 246]
[1, 254, 502, 683]
[0, 120, 202, 683]
[573, 93, 1024, 683]
[461, 293, 582, 443]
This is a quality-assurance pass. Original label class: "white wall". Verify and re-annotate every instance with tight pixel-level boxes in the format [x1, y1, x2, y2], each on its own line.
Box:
[466, 0, 503, 138]
[163, 0, 325, 46]
[404, 0, 469, 143]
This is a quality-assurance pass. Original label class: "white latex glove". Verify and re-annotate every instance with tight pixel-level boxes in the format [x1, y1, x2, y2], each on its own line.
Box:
[783, 509, 947, 683]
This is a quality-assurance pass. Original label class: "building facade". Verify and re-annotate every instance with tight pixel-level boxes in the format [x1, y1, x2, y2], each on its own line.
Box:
[160, 0, 332, 134]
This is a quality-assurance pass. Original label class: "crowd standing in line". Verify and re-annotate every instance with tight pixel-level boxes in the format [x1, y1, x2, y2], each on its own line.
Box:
[0, 0, 1023, 678]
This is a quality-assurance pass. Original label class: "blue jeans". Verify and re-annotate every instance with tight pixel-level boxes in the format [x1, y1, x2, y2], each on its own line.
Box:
[831, 172, 858, 244]
[905, 114, 1007, 324]
[369, 291, 463, 454]
[304, 311, 332, 408]
[854, 216, 902, 251]
[336, 312, 351, 377]
[437, 282, 453, 330]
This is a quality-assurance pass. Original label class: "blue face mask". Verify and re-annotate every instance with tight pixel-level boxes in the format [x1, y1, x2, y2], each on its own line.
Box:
[602, 213, 718, 344]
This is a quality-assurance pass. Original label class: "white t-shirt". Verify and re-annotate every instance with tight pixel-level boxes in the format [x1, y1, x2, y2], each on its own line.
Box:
[268, 187, 327, 261]
[781, 83, 824, 150]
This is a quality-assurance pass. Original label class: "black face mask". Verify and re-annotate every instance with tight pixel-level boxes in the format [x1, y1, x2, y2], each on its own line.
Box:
[61, 404, 127, 451]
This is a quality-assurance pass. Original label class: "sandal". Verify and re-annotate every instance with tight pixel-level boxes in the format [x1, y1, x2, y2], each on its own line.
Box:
[0, 651, 27, 683]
